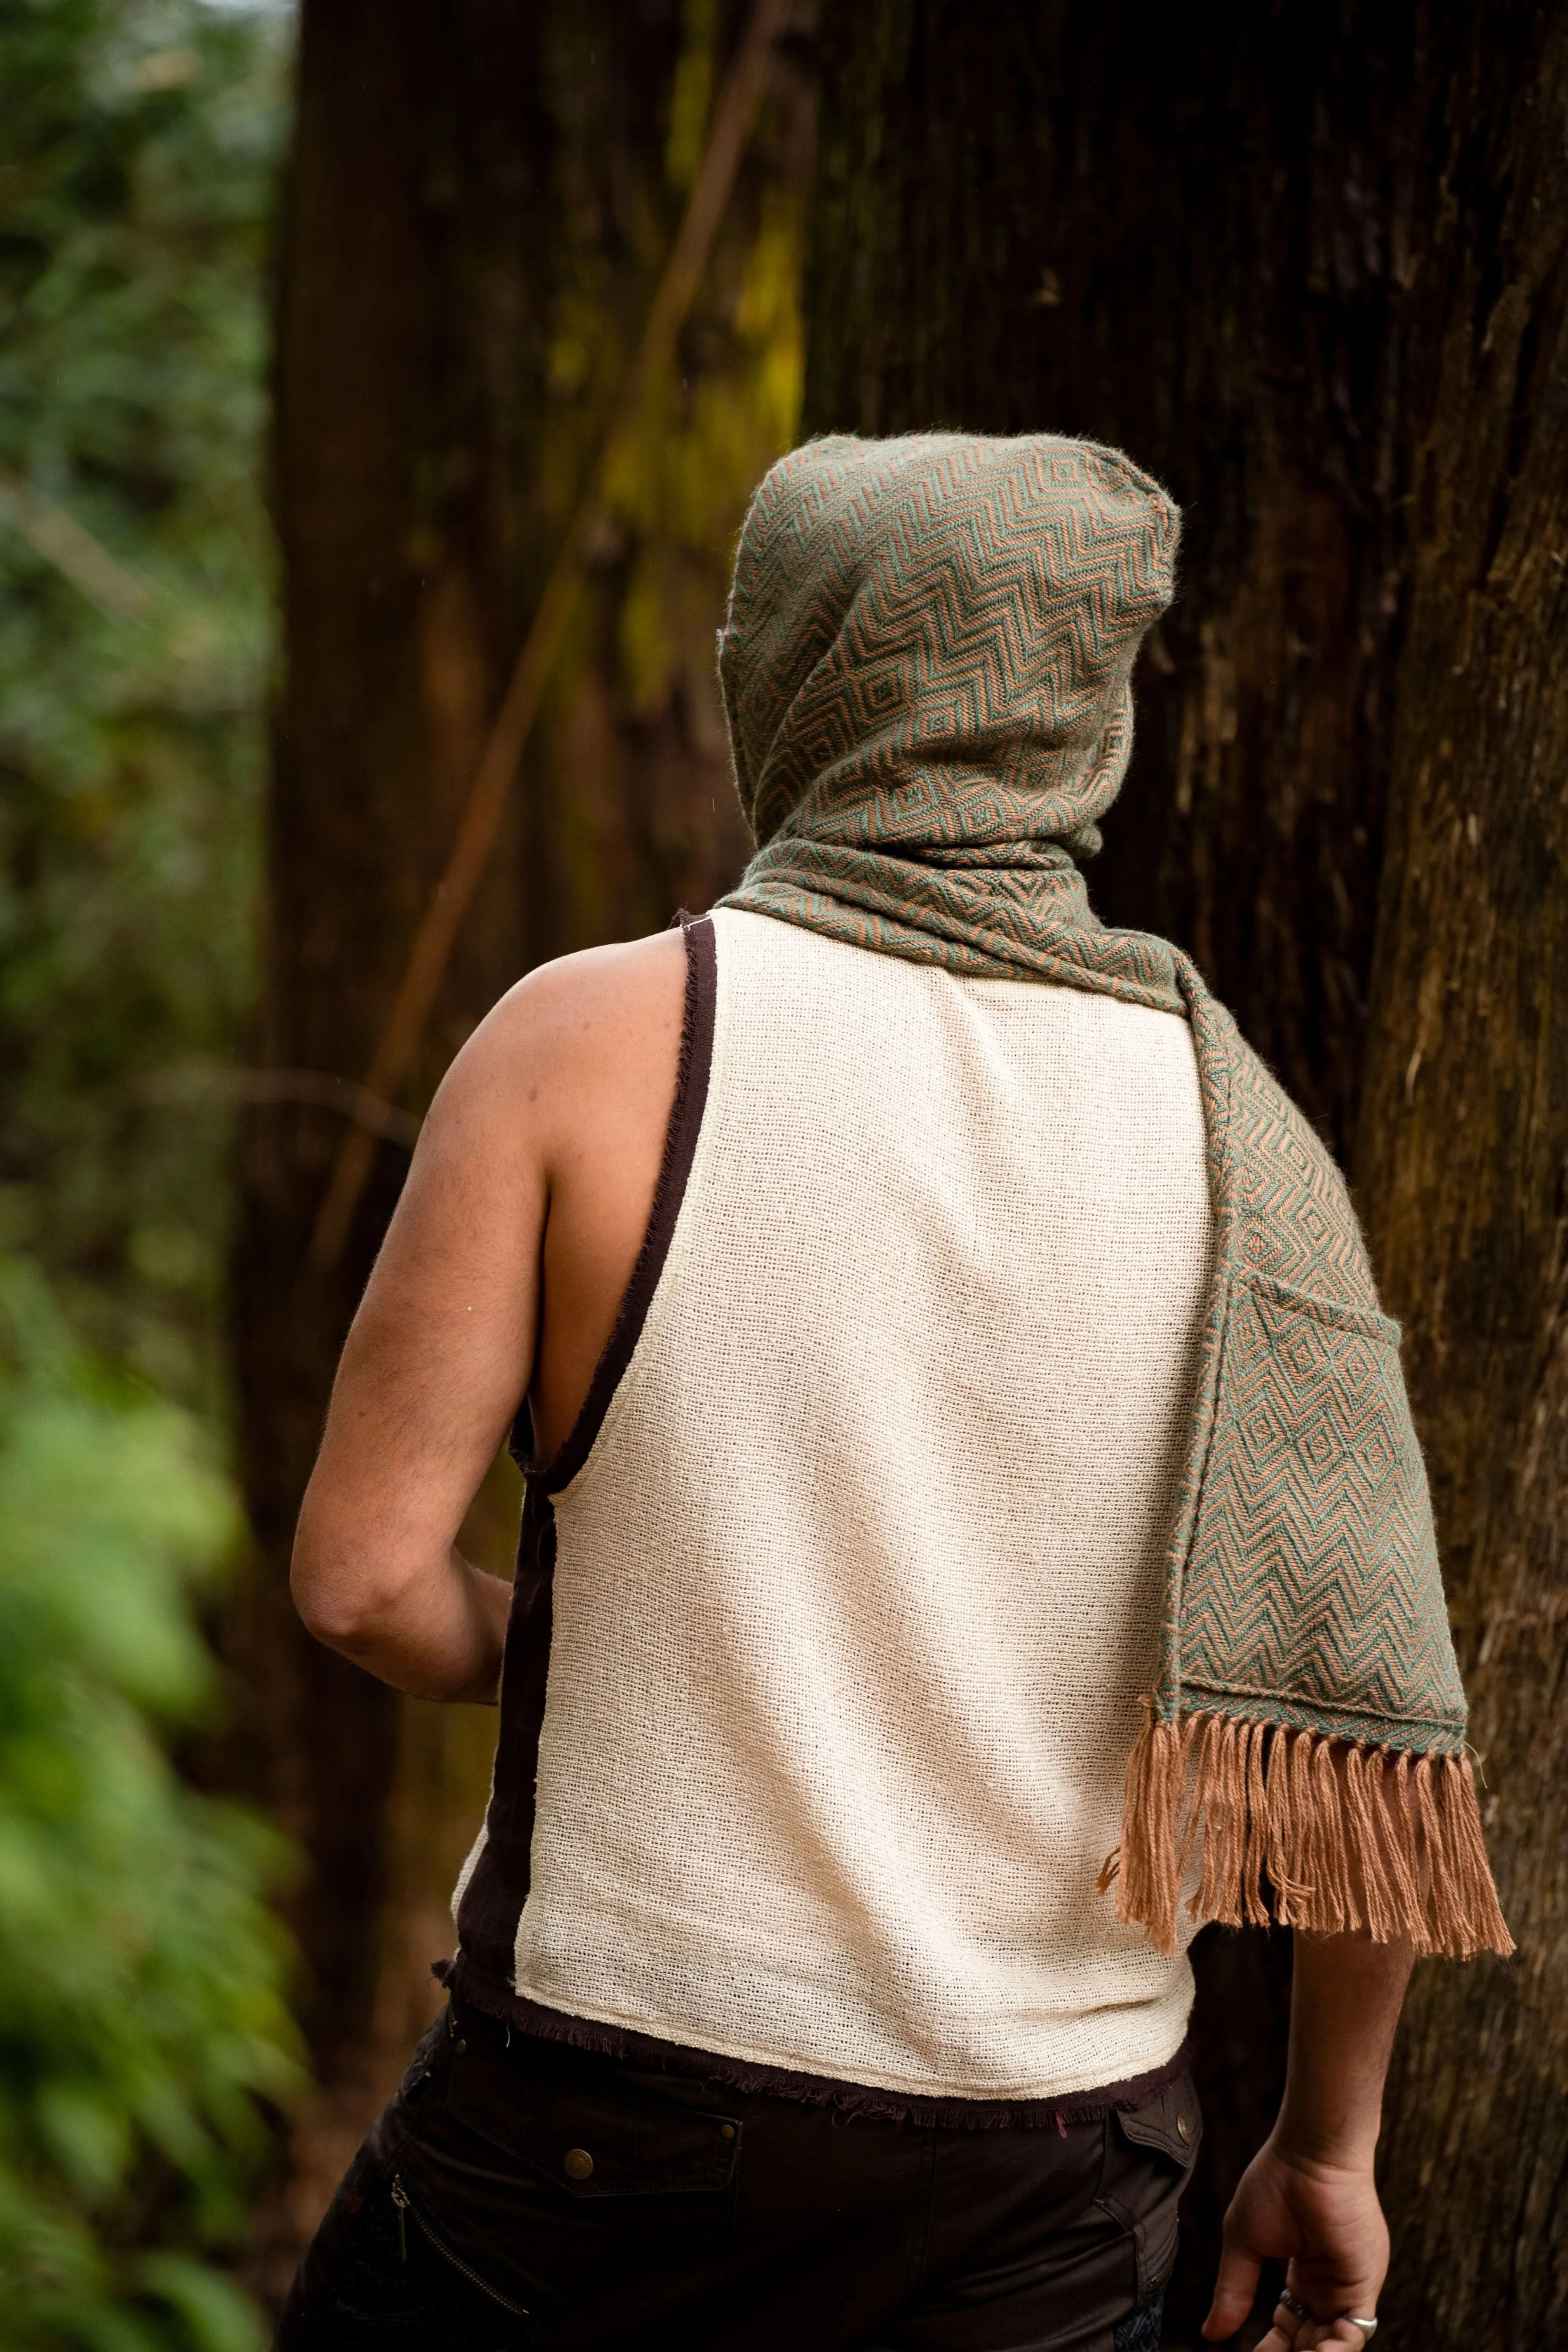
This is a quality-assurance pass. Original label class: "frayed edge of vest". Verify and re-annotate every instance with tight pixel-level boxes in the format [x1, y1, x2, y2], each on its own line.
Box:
[434, 1955, 1192, 2130]
[1098, 1705, 1514, 1960]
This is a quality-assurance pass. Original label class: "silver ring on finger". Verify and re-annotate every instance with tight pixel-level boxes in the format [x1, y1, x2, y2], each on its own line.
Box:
[1277, 2291, 1313, 2321]
[1344, 2323, 1379, 2345]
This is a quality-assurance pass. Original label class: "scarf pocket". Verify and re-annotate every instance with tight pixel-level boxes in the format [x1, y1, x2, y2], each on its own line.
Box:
[1103, 1271, 1513, 1960]
[1182, 1272, 1462, 1739]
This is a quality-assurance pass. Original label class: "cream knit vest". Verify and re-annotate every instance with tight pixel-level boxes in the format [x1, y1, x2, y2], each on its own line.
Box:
[453, 907, 1216, 2102]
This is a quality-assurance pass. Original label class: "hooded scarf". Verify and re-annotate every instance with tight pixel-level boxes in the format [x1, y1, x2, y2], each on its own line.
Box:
[716, 431, 1511, 1961]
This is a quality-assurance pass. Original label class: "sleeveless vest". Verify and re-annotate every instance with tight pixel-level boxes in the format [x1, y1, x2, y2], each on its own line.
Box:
[451, 905, 1218, 2104]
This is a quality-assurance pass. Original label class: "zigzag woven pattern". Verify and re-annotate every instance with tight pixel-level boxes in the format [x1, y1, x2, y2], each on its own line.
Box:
[719, 433, 1187, 1004]
[715, 432, 1505, 1950]
[716, 432, 1470, 1761]
[1183, 1278, 1461, 1737]
[1177, 1028, 1467, 1745]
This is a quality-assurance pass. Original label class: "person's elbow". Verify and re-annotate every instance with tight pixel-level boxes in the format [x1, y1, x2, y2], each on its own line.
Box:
[290, 1508, 402, 1656]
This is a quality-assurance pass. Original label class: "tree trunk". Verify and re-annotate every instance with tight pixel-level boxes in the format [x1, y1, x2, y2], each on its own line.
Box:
[802, 4, 1568, 2343]
[235, 0, 553, 2272]
[235, 0, 807, 2292]
[1355, 8, 1568, 2342]
[806, 0, 1428, 1162]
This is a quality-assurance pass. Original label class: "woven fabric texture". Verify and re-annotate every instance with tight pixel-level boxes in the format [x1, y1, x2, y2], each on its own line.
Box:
[714, 432, 1509, 1956]
[512, 909, 1214, 2100]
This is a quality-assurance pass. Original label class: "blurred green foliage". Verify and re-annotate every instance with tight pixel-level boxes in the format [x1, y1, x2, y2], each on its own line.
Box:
[0, 0, 288, 1406]
[0, 2, 301, 2340]
[0, 1254, 301, 2349]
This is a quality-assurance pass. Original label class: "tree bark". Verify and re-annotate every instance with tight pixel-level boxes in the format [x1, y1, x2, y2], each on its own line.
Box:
[235, 0, 554, 2268]
[1356, 9, 1568, 2342]
[802, 4, 1568, 2343]
[235, 0, 805, 2288]
[805, 0, 1429, 1162]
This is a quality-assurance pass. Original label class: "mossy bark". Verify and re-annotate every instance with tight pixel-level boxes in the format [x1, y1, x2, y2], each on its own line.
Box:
[803, 4, 1568, 2343]
[235, 0, 553, 2277]
[235, 0, 804, 2289]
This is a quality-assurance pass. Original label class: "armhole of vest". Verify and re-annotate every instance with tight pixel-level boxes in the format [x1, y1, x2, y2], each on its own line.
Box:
[516, 912, 718, 1495]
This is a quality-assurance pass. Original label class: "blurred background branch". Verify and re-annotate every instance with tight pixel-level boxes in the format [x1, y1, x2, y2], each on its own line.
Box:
[0, 459, 155, 621]
[305, 0, 794, 1274]
[138, 1064, 420, 1150]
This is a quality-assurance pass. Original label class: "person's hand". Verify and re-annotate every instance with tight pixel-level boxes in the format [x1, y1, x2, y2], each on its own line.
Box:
[1202, 2134, 1388, 2349]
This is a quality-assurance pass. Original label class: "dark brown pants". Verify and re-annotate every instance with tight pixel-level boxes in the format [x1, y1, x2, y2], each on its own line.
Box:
[277, 2001, 1200, 2352]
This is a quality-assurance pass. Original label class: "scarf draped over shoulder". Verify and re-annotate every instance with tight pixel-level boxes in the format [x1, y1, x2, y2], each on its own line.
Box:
[716, 431, 1511, 1961]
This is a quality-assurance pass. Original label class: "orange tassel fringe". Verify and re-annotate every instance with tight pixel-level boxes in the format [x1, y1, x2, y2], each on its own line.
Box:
[1096, 1707, 1514, 1960]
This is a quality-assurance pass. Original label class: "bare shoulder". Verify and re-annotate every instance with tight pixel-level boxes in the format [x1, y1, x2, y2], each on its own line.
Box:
[422, 928, 687, 1158]
[491, 926, 685, 1066]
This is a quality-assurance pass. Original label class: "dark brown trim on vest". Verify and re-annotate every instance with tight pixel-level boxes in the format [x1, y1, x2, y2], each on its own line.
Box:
[449, 907, 1185, 2130]
[515, 909, 717, 1494]
[436, 1958, 1193, 2134]
[455, 913, 717, 1993]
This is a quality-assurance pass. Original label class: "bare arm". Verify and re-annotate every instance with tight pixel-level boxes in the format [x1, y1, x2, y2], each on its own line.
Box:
[1203, 1929, 1414, 2349]
[289, 930, 684, 1703]
[288, 997, 546, 1703]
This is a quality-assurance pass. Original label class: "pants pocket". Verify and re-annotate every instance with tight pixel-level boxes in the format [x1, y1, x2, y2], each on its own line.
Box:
[276, 2142, 532, 2350]
[1096, 2070, 1203, 2301]
[395, 2016, 743, 2321]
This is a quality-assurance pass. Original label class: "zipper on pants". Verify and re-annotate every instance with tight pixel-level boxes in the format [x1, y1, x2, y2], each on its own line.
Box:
[390, 2173, 530, 2315]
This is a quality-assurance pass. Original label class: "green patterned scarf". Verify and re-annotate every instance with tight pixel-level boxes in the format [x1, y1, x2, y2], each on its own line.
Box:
[716, 432, 1510, 1960]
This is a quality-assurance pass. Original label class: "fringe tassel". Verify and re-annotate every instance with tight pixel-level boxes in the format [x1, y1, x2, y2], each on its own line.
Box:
[1105, 1706, 1514, 1960]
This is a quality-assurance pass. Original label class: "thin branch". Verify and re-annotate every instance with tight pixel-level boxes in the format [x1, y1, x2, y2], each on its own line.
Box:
[0, 460, 155, 622]
[138, 1062, 421, 1149]
[307, 0, 794, 1274]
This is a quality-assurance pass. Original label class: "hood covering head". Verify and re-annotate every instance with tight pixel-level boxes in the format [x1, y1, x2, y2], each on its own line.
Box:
[717, 433, 1178, 919]
[699, 436, 1515, 1977]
